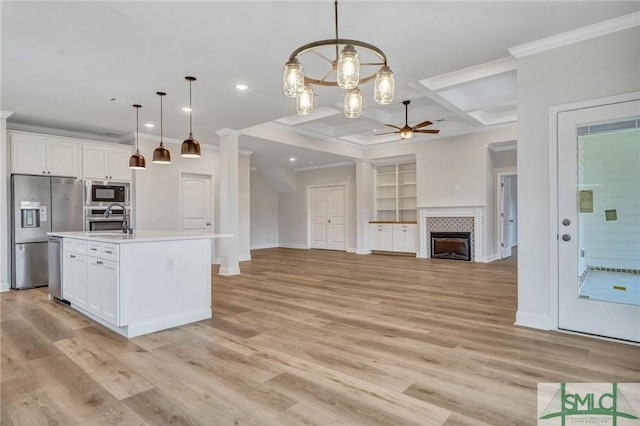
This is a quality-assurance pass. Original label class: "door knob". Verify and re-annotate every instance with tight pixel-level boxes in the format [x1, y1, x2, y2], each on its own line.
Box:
[562, 218, 571, 226]
[328, 220, 331, 223]
[206, 222, 211, 226]
[562, 234, 571, 241]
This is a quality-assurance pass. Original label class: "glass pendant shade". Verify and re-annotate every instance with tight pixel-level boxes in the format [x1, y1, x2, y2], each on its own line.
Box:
[400, 128, 414, 139]
[344, 88, 362, 119]
[296, 85, 314, 115]
[337, 45, 359, 90]
[374, 65, 395, 105]
[182, 76, 201, 158]
[283, 59, 304, 98]
[153, 91, 171, 164]
[129, 104, 146, 170]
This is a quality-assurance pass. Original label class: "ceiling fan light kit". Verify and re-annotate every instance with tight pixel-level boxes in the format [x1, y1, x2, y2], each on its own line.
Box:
[129, 104, 146, 170]
[181, 76, 202, 158]
[377, 100, 441, 140]
[282, 0, 394, 118]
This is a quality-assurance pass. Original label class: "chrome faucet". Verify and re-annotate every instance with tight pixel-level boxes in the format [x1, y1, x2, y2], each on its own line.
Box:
[104, 202, 132, 234]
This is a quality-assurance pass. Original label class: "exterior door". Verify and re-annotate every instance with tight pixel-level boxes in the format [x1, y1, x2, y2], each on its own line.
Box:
[558, 99, 640, 342]
[309, 186, 347, 251]
[179, 173, 214, 262]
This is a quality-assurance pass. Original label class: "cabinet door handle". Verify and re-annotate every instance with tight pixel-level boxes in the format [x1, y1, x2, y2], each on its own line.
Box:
[90, 248, 97, 251]
[105, 250, 112, 254]
[70, 254, 76, 258]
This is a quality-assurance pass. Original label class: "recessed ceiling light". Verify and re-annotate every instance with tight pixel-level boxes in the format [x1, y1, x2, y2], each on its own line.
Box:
[182, 107, 192, 112]
[144, 123, 155, 128]
[309, 161, 313, 165]
[236, 84, 248, 90]
[108, 97, 133, 106]
[289, 157, 296, 162]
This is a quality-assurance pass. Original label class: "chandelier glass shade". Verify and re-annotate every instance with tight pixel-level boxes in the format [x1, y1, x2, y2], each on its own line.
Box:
[297, 84, 314, 115]
[283, 1, 394, 118]
[153, 91, 171, 164]
[129, 104, 146, 170]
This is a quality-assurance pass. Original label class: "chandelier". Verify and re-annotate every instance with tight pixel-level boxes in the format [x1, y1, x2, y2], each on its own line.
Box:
[282, 0, 395, 118]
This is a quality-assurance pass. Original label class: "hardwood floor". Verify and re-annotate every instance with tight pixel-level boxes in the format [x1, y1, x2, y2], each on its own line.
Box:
[1, 248, 638, 425]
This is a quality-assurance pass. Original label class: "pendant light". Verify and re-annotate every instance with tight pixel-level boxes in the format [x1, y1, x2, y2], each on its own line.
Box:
[181, 76, 201, 158]
[296, 84, 314, 115]
[374, 65, 395, 105]
[337, 44, 359, 90]
[344, 88, 362, 119]
[129, 104, 146, 169]
[152, 91, 171, 164]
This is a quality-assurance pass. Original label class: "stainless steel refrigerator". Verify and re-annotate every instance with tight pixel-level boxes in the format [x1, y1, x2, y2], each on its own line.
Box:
[11, 175, 83, 289]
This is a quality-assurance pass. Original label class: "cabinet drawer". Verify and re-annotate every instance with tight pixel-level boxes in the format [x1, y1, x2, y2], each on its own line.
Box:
[63, 238, 87, 254]
[87, 241, 101, 256]
[101, 243, 119, 261]
[369, 223, 392, 230]
[392, 224, 417, 231]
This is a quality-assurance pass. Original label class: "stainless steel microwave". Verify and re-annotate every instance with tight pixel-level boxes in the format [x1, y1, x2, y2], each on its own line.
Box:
[84, 180, 130, 206]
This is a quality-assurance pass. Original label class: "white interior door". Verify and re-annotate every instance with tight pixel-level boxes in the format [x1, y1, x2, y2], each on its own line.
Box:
[558, 99, 640, 342]
[500, 176, 513, 259]
[309, 186, 347, 251]
[179, 173, 214, 261]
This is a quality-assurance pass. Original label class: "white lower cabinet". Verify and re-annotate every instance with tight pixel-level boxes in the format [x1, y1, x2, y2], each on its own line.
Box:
[369, 223, 417, 253]
[63, 239, 119, 326]
[369, 224, 393, 251]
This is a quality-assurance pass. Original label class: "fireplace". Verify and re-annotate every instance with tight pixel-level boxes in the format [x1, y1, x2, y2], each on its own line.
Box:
[431, 232, 472, 261]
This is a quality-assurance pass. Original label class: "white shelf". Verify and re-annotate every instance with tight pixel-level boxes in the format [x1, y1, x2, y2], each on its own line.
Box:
[375, 162, 417, 222]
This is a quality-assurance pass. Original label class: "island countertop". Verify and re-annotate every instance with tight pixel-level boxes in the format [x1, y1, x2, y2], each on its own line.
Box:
[47, 230, 233, 244]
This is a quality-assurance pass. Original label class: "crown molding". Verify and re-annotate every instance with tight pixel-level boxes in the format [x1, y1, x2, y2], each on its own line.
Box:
[0, 111, 14, 119]
[420, 57, 517, 91]
[215, 128, 242, 137]
[294, 160, 355, 172]
[509, 11, 640, 59]
[7, 122, 122, 143]
[368, 155, 417, 166]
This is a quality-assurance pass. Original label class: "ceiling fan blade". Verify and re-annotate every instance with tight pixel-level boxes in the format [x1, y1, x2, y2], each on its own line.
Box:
[375, 131, 400, 136]
[383, 124, 402, 130]
[412, 120, 433, 129]
[415, 129, 440, 134]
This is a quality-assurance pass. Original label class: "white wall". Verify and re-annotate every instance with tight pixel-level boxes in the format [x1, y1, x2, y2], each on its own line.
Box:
[516, 27, 640, 329]
[250, 170, 279, 249]
[133, 138, 220, 232]
[278, 164, 357, 251]
[238, 155, 251, 261]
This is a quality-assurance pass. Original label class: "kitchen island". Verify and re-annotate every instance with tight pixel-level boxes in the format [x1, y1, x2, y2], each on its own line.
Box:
[47, 230, 231, 338]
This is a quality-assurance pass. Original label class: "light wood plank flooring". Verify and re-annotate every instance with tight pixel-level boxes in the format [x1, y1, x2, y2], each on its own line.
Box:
[1, 248, 639, 425]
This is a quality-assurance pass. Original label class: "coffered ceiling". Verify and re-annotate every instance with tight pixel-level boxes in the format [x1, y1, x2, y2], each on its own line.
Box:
[2, 1, 638, 168]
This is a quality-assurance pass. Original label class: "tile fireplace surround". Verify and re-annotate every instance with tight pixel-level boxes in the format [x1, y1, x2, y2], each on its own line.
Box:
[418, 206, 484, 262]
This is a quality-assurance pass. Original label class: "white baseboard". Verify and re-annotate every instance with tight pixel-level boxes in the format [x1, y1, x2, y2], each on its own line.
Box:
[515, 310, 551, 330]
[239, 254, 252, 262]
[483, 254, 498, 263]
[346, 247, 356, 253]
[0, 281, 10, 292]
[219, 266, 241, 276]
[356, 249, 372, 255]
[279, 243, 308, 250]
[250, 243, 279, 250]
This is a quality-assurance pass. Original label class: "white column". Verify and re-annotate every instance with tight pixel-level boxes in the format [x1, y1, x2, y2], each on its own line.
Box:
[216, 128, 241, 276]
[355, 160, 374, 255]
[1, 111, 14, 292]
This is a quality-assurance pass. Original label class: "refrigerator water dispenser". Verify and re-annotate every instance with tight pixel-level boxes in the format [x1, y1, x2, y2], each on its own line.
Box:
[20, 201, 41, 228]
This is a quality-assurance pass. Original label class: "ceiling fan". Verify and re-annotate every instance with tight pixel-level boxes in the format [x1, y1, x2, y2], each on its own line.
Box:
[376, 100, 440, 139]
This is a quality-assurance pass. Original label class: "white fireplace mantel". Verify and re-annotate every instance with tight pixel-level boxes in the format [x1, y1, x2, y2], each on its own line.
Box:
[418, 206, 484, 262]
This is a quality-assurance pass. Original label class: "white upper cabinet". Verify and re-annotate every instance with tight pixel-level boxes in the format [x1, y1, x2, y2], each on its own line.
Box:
[11, 133, 81, 177]
[82, 144, 132, 181]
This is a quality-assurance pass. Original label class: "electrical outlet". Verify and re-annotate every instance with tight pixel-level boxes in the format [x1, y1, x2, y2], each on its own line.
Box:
[165, 258, 174, 271]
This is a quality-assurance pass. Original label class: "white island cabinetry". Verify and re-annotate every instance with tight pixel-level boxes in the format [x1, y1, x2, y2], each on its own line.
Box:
[51, 231, 230, 338]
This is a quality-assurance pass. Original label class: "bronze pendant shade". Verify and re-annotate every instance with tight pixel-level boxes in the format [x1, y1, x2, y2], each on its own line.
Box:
[129, 104, 146, 169]
[181, 76, 201, 158]
[152, 91, 171, 164]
